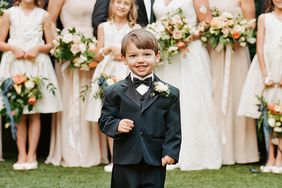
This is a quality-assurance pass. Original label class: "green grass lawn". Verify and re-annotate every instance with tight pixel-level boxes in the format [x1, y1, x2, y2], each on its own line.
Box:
[0, 158, 282, 188]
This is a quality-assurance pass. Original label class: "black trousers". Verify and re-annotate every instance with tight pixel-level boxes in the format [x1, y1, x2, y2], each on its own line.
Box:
[111, 161, 166, 188]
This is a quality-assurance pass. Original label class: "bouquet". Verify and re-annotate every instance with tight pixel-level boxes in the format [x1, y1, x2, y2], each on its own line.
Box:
[257, 96, 282, 138]
[0, 74, 56, 140]
[80, 74, 119, 101]
[0, 1, 8, 16]
[146, 8, 193, 64]
[51, 28, 98, 71]
[200, 8, 256, 51]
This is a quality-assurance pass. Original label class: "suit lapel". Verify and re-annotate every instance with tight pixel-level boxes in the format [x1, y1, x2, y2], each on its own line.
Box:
[123, 76, 141, 107]
[141, 74, 160, 113]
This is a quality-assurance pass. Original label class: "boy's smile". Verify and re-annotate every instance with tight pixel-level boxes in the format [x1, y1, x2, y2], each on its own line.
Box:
[123, 44, 160, 78]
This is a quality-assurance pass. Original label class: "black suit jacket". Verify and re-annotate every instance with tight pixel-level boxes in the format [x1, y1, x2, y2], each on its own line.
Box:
[92, 0, 156, 37]
[99, 75, 181, 166]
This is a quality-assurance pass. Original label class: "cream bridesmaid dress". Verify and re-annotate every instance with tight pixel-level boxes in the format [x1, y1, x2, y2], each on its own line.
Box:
[208, 0, 259, 164]
[45, 0, 108, 167]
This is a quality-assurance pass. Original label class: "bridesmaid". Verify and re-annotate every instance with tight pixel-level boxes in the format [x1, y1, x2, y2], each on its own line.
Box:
[45, 0, 107, 167]
[207, 0, 259, 164]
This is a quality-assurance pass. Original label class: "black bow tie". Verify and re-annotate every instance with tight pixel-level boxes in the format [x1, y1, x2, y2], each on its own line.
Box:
[133, 77, 152, 87]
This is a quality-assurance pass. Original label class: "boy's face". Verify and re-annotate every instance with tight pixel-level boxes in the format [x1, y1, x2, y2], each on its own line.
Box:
[123, 44, 160, 78]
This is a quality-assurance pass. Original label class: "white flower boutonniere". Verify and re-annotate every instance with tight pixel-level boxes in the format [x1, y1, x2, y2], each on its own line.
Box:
[151, 81, 171, 97]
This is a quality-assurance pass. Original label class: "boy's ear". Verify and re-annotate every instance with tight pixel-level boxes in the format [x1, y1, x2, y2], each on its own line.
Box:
[122, 55, 128, 65]
[156, 51, 161, 62]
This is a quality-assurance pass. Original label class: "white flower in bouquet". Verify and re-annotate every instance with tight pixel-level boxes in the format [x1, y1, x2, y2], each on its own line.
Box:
[24, 80, 35, 90]
[78, 43, 87, 53]
[276, 122, 282, 127]
[170, 15, 183, 25]
[80, 64, 90, 71]
[72, 34, 81, 44]
[274, 127, 282, 133]
[172, 29, 182, 40]
[274, 105, 281, 113]
[155, 82, 169, 93]
[221, 11, 233, 19]
[268, 118, 276, 127]
[62, 33, 73, 43]
[70, 44, 81, 54]
[247, 37, 256, 44]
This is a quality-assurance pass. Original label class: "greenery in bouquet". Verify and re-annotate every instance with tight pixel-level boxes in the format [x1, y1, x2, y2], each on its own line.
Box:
[200, 8, 256, 51]
[257, 96, 282, 138]
[0, 1, 8, 16]
[51, 27, 98, 71]
[80, 74, 119, 101]
[0, 74, 56, 140]
[146, 8, 193, 64]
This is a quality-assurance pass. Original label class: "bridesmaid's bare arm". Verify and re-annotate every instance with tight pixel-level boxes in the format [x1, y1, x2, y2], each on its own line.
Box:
[0, 11, 25, 58]
[240, 0, 256, 20]
[193, 0, 212, 23]
[47, 0, 65, 23]
[256, 15, 270, 83]
[94, 23, 107, 62]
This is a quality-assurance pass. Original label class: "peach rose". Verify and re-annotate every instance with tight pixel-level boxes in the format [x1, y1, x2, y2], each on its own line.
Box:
[88, 61, 98, 69]
[12, 74, 27, 84]
[28, 96, 37, 105]
[232, 32, 241, 40]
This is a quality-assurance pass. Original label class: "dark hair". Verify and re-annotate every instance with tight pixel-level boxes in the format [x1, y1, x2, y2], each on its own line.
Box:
[108, 0, 137, 27]
[264, 0, 274, 13]
[13, 0, 45, 8]
[121, 29, 160, 56]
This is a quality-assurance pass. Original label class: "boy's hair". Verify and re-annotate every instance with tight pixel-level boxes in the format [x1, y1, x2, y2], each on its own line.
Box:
[108, 0, 137, 27]
[121, 29, 160, 56]
[13, 0, 45, 8]
[264, 0, 274, 13]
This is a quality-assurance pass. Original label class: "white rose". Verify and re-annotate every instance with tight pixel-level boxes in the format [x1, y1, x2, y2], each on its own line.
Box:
[72, 35, 81, 44]
[25, 80, 35, 89]
[79, 54, 87, 63]
[240, 42, 247, 47]
[79, 43, 87, 53]
[62, 33, 73, 44]
[71, 44, 81, 54]
[275, 122, 281, 127]
[268, 118, 276, 127]
[247, 37, 256, 44]
[221, 12, 233, 19]
[274, 127, 282, 132]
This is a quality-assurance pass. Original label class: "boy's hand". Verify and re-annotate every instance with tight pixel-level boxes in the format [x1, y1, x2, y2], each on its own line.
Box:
[161, 155, 175, 166]
[117, 119, 134, 133]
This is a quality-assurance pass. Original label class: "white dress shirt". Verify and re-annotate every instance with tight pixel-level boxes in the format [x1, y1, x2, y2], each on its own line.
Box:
[143, 0, 152, 23]
[131, 72, 154, 95]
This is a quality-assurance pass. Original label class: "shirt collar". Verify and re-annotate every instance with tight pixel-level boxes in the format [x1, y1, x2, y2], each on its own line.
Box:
[130, 72, 154, 82]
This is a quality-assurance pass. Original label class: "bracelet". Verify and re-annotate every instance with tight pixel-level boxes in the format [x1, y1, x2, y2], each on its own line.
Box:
[99, 48, 106, 57]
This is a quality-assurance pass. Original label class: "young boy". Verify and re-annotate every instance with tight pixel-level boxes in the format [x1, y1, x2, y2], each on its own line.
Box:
[98, 29, 181, 188]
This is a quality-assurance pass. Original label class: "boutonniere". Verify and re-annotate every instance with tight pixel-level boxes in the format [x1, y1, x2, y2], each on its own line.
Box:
[150, 81, 171, 97]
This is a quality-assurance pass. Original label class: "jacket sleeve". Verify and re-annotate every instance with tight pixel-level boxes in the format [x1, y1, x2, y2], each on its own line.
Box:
[92, 0, 110, 37]
[162, 88, 182, 163]
[98, 86, 121, 138]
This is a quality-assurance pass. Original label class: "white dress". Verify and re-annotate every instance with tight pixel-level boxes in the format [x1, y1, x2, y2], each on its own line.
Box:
[153, 0, 222, 170]
[0, 7, 62, 113]
[238, 13, 282, 118]
[85, 21, 131, 122]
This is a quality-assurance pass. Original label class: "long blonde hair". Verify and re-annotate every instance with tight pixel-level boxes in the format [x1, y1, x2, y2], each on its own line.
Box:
[108, 0, 138, 27]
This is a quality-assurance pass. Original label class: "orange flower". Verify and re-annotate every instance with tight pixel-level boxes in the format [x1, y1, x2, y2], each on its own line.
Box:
[88, 61, 98, 69]
[12, 74, 27, 84]
[28, 96, 37, 105]
[177, 41, 186, 49]
[232, 32, 241, 40]
[268, 103, 275, 112]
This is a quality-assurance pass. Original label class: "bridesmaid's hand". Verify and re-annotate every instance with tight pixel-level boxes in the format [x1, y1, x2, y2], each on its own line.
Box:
[279, 80, 282, 87]
[24, 47, 39, 60]
[11, 46, 25, 59]
[161, 155, 175, 166]
[264, 79, 274, 87]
